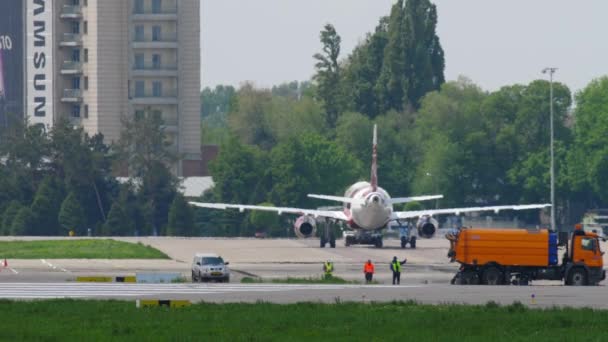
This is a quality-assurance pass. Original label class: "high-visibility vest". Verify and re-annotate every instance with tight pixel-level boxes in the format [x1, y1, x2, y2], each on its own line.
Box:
[324, 262, 333, 273]
[392, 261, 401, 273]
[364, 263, 374, 273]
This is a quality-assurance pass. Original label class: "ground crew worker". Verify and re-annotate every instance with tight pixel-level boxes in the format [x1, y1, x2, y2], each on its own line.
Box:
[323, 260, 334, 278]
[391, 256, 407, 285]
[363, 259, 375, 283]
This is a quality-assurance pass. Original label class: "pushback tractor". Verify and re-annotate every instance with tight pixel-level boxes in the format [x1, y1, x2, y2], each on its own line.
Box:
[447, 224, 605, 286]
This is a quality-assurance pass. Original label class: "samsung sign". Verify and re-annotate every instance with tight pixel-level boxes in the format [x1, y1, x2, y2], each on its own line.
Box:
[26, 0, 53, 128]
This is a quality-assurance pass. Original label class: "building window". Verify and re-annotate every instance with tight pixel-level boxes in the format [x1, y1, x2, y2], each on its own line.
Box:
[135, 81, 145, 97]
[152, 0, 162, 13]
[84, 76, 89, 90]
[152, 81, 162, 97]
[84, 48, 88, 62]
[152, 54, 161, 69]
[134, 0, 144, 13]
[135, 53, 144, 69]
[135, 110, 145, 121]
[72, 105, 81, 118]
[134, 25, 144, 41]
[152, 110, 162, 121]
[84, 105, 89, 119]
[72, 21, 80, 34]
[72, 77, 81, 89]
[72, 49, 80, 62]
[152, 26, 161, 41]
[83, 21, 88, 35]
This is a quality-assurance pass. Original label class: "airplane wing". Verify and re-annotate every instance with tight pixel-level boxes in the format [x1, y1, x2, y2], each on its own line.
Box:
[189, 202, 348, 221]
[392, 204, 551, 220]
[389, 195, 443, 205]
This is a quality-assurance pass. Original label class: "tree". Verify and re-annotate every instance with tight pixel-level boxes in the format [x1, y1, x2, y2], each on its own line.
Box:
[167, 193, 195, 236]
[313, 24, 343, 128]
[11, 206, 34, 236]
[1, 201, 21, 235]
[115, 111, 179, 236]
[201, 85, 236, 145]
[248, 203, 280, 237]
[227, 83, 275, 149]
[58, 192, 86, 236]
[209, 136, 268, 205]
[567, 76, 608, 204]
[103, 199, 135, 236]
[269, 133, 361, 208]
[201, 85, 236, 119]
[30, 177, 64, 236]
[115, 111, 177, 178]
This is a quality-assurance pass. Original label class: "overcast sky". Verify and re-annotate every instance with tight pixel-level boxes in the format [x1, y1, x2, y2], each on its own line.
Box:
[201, 1, 608, 94]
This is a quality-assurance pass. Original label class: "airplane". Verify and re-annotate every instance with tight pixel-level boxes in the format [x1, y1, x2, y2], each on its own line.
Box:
[190, 124, 550, 248]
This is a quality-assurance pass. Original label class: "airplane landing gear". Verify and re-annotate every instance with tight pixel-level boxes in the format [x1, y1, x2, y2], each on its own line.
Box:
[319, 218, 336, 248]
[344, 231, 383, 248]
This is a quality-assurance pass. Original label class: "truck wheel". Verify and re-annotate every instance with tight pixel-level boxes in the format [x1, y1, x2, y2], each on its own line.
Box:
[320, 237, 326, 248]
[401, 237, 406, 248]
[409, 237, 416, 249]
[330, 238, 336, 248]
[481, 266, 503, 285]
[567, 268, 587, 286]
[192, 271, 198, 283]
[461, 270, 480, 285]
[375, 239, 383, 248]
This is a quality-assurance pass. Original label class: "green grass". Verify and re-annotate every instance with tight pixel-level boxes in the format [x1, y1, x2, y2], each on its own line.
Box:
[0, 300, 607, 341]
[0, 239, 169, 259]
[241, 275, 366, 284]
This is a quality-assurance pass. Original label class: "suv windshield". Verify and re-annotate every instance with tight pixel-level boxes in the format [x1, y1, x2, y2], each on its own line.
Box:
[202, 257, 224, 265]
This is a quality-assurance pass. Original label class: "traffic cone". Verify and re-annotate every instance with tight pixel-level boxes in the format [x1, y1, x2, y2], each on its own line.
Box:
[3, 259, 7, 268]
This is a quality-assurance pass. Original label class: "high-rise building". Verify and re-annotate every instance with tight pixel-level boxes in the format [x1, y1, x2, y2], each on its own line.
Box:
[14, 0, 202, 175]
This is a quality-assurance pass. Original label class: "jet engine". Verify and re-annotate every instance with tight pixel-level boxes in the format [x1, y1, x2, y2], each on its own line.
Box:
[294, 215, 317, 238]
[416, 215, 438, 239]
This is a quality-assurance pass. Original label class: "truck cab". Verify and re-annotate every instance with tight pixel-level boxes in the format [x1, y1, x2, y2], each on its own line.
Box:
[563, 228, 605, 285]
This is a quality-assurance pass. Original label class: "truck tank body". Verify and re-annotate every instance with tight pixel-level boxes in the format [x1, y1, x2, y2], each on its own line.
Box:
[455, 228, 557, 267]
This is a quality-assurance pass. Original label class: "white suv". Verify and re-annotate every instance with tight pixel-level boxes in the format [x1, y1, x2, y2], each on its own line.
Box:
[191, 253, 230, 283]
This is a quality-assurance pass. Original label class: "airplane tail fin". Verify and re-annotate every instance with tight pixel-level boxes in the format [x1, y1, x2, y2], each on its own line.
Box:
[370, 124, 378, 191]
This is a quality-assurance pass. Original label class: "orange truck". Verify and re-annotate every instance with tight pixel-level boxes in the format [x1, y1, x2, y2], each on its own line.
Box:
[448, 225, 605, 286]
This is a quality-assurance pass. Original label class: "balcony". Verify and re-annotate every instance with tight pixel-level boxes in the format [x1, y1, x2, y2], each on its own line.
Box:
[59, 33, 83, 47]
[131, 90, 178, 105]
[61, 89, 83, 103]
[132, 33, 178, 49]
[132, 6, 178, 21]
[132, 64, 178, 77]
[60, 61, 83, 75]
[60, 5, 83, 19]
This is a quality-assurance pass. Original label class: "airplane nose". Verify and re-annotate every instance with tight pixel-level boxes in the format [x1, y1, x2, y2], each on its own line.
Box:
[371, 195, 380, 204]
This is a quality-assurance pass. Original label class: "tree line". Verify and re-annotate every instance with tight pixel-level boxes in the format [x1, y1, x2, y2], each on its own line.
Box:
[0, 114, 195, 237]
[199, 0, 608, 236]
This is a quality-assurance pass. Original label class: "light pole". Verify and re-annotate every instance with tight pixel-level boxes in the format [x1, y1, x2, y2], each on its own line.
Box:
[542, 67, 557, 232]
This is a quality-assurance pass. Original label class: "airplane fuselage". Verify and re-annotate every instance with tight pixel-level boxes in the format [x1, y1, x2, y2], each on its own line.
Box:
[344, 181, 393, 231]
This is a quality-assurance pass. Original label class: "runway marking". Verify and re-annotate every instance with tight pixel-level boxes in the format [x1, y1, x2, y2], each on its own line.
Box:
[0, 283, 425, 299]
[40, 259, 71, 273]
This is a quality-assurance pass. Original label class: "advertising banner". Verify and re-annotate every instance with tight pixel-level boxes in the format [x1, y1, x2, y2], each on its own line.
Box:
[0, 0, 24, 126]
[26, 0, 53, 128]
